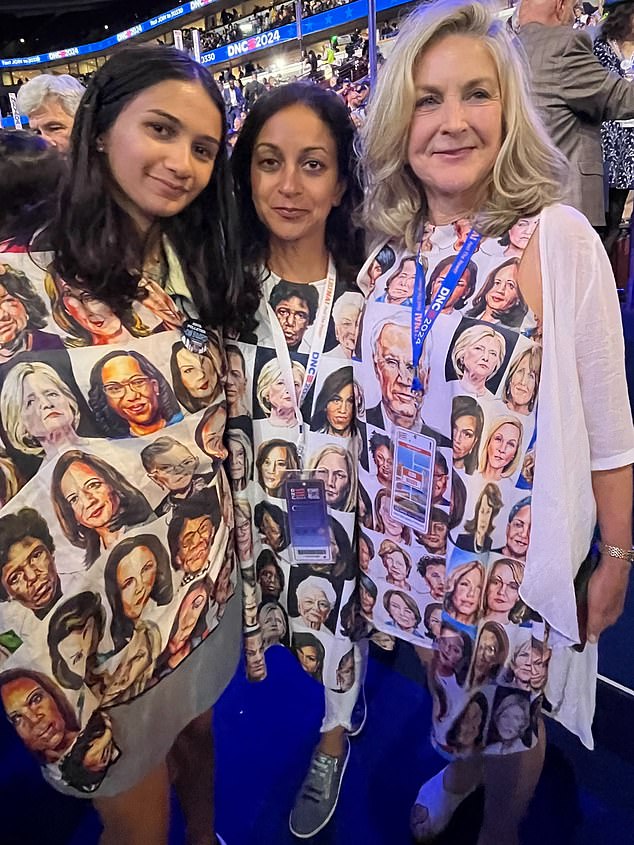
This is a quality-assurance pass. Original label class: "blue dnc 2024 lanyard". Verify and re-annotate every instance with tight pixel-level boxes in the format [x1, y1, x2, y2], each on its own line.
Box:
[411, 227, 482, 391]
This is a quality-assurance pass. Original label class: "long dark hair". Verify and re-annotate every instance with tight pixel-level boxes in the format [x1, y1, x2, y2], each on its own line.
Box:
[232, 83, 365, 318]
[311, 366, 353, 433]
[0, 130, 66, 247]
[48, 44, 245, 331]
[602, 2, 634, 42]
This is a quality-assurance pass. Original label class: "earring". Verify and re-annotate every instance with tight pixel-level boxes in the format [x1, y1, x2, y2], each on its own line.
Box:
[96, 140, 105, 152]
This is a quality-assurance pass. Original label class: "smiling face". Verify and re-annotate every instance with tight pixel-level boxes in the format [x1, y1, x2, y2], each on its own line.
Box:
[513, 639, 532, 685]
[505, 505, 531, 559]
[387, 593, 417, 631]
[177, 514, 214, 574]
[496, 700, 529, 741]
[451, 566, 483, 621]
[298, 586, 331, 628]
[316, 452, 349, 507]
[1, 536, 59, 612]
[101, 356, 160, 431]
[60, 461, 120, 532]
[1, 676, 73, 762]
[176, 348, 216, 402]
[384, 551, 408, 582]
[148, 443, 198, 493]
[260, 445, 289, 493]
[0, 283, 28, 348]
[325, 382, 354, 435]
[486, 561, 521, 615]
[485, 263, 519, 314]
[407, 34, 503, 220]
[374, 323, 422, 427]
[58, 618, 96, 681]
[508, 354, 537, 412]
[373, 444, 394, 487]
[486, 422, 520, 476]
[250, 102, 344, 257]
[101, 79, 222, 234]
[116, 545, 158, 621]
[61, 283, 123, 342]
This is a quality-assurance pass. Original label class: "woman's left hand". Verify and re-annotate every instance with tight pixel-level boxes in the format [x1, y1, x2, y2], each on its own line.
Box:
[586, 554, 631, 643]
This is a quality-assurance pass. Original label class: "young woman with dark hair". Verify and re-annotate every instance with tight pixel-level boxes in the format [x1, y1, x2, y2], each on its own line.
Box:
[0, 43, 244, 845]
[230, 83, 368, 838]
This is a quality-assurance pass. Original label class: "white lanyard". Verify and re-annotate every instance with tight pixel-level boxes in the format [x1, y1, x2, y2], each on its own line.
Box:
[265, 256, 337, 463]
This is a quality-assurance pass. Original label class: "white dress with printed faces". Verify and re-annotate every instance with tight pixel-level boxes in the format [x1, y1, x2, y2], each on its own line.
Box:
[0, 249, 240, 797]
[229, 266, 367, 694]
[353, 218, 548, 759]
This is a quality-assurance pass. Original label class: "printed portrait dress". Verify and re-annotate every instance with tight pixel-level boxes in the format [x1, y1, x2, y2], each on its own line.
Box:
[0, 245, 240, 797]
[353, 217, 549, 759]
[229, 264, 367, 710]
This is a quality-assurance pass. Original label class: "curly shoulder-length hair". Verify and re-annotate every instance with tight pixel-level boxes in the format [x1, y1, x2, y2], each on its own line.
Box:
[104, 534, 174, 650]
[46, 44, 247, 333]
[360, 0, 568, 249]
[232, 82, 365, 315]
[51, 450, 152, 567]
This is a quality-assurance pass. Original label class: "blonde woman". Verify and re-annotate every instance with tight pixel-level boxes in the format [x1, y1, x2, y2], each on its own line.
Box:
[308, 443, 357, 511]
[503, 346, 541, 416]
[450, 324, 506, 397]
[255, 357, 305, 427]
[226, 428, 252, 493]
[1, 360, 81, 456]
[479, 417, 523, 482]
[356, 1, 634, 841]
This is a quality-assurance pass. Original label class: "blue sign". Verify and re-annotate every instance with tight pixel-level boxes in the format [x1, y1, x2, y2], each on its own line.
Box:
[200, 23, 297, 66]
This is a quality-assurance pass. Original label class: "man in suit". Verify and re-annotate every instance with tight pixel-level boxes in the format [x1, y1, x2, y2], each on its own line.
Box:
[518, 0, 634, 226]
[222, 78, 245, 128]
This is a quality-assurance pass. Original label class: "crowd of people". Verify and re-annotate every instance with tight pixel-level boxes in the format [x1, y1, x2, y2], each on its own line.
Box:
[0, 4, 633, 845]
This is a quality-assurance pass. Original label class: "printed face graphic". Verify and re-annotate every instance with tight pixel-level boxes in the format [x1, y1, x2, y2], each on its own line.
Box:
[61, 283, 123, 342]
[21, 372, 76, 444]
[505, 505, 530, 559]
[486, 562, 521, 614]
[258, 562, 282, 596]
[437, 632, 464, 672]
[360, 584, 376, 614]
[274, 296, 311, 348]
[386, 259, 415, 304]
[297, 644, 320, 675]
[228, 440, 246, 481]
[452, 567, 482, 620]
[2, 677, 74, 762]
[486, 264, 519, 314]
[373, 444, 394, 487]
[1, 536, 58, 611]
[457, 700, 482, 747]
[260, 604, 286, 643]
[102, 626, 155, 702]
[235, 512, 252, 560]
[486, 423, 520, 476]
[388, 594, 417, 631]
[428, 606, 442, 637]
[461, 336, 501, 383]
[508, 357, 537, 412]
[260, 511, 283, 550]
[431, 269, 470, 312]
[424, 563, 445, 600]
[261, 446, 289, 493]
[58, 618, 96, 681]
[61, 461, 120, 531]
[225, 351, 247, 407]
[176, 347, 217, 402]
[513, 640, 532, 685]
[334, 305, 360, 353]
[378, 494, 403, 537]
[475, 628, 500, 673]
[82, 719, 117, 773]
[496, 701, 528, 741]
[268, 374, 294, 413]
[116, 545, 158, 621]
[359, 539, 371, 572]
[315, 452, 349, 507]
[374, 323, 422, 426]
[245, 637, 265, 676]
[452, 414, 477, 462]
[385, 551, 408, 582]
[420, 520, 447, 554]
[200, 407, 227, 458]
[149, 443, 199, 492]
[476, 495, 493, 539]
[101, 356, 160, 429]
[0, 284, 28, 348]
[178, 515, 214, 574]
[432, 461, 448, 502]
[325, 382, 354, 434]
[508, 218, 538, 252]
[170, 584, 208, 652]
[298, 586, 331, 628]
[337, 652, 355, 689]
[530, 646, 549, 690]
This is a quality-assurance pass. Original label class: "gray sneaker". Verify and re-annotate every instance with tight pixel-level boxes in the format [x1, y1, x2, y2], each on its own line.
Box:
[289, 737, 351, 838]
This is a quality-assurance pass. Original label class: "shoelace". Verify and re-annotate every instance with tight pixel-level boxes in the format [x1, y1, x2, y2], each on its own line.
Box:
[301, 753, 336, 802]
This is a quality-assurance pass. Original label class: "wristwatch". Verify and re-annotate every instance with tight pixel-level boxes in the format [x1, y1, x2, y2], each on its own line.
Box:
[599, 542, 634, 564]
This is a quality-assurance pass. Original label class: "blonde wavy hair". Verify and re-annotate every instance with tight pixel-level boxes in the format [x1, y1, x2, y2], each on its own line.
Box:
[360, 0, 568, 249]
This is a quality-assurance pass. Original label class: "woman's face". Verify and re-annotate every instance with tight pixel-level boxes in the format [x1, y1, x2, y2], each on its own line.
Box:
[452, 414, 477, 462]
[60, 461, 120, 531]
[61, 283, 122, 341]
[508, 355, 537, 410]
[360, 584, 376, 615]
[486, 562, 520, 614]
[385, 551, 408, 582]
[1, 676, 71, 759]
[386, 260, 415, 303]
[379, 494, 402, 537]
[513, 640, 532, 684]
[325, 382, 354, 434]
[508, 217, 538, 251]
[58, 617, 96, 681]
[101, 79, 222, 234]
[437, 631, 464, 671]
[316, 452, 349, 506]
[228, 440, 246, 480]
[374, 444, 394, 486]
[359, 538, 371, 572]
[261, 604, 286, 641]
[485, 264, 519, 313]
[250, 103, 344, 252]
[176, 348, 216, 402]
[200, 407, 227, 458]
[368, 258, 382, 287]
[452, 566, 482, 619]
[82, 721, 116, 772]
[461, 335, 501, 382]
[103, 626, 154, 700]
[22, 372, 76, 443]
[268, 374, 293, 412]
[116, 545, 158, 621]
[431, 268, 470, 311]
[476, 495, 493, 538]
[258, 562, 282, 595]
[428, 606, 442, 638]
[178, 514, 214, 573]
[297, 644, 320, 675]
[261, 511, 283, 549]
[235, 513, 252, 557]
[475, 628, 500, 672]
[170, 585, 208, 651]
[299, 587, 331, 627]
[388, 594, 417, 631]
[496, 700, 528, 741]
[456, 700, 482, 747]
[486, 423, 519, 473]
[261, 445, 289, 492]
[407, 34, 502, 223]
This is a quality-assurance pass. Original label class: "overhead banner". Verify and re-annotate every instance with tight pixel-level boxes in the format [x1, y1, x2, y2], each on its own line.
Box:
[8, 93, 21, 128]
